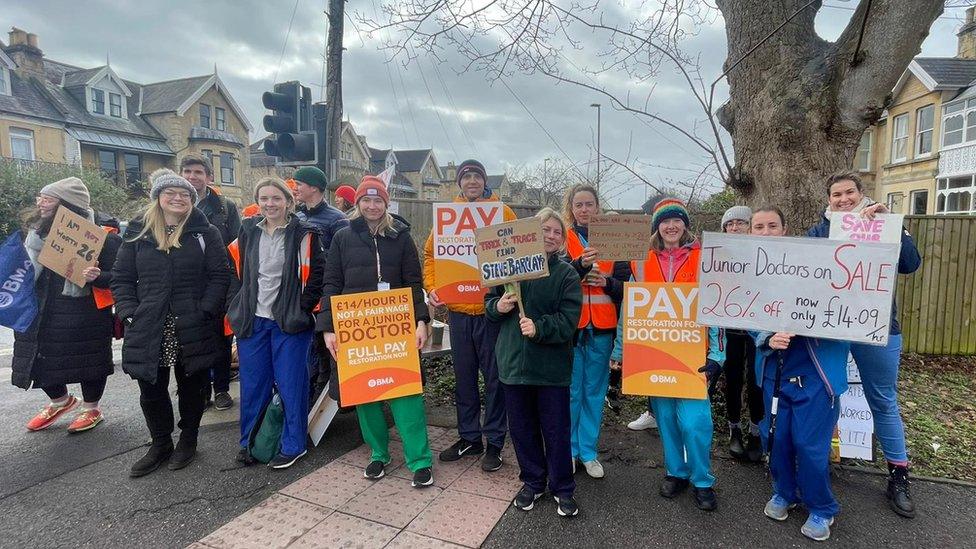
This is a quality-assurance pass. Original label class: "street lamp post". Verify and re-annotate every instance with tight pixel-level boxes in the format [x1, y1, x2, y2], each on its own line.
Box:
[591, 103, 601, 193]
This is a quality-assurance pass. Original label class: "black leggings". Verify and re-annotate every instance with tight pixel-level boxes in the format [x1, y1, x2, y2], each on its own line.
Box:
[724, 332, 764, 426]
[138, 360, 208, 443]
[42, 377, 108, 404]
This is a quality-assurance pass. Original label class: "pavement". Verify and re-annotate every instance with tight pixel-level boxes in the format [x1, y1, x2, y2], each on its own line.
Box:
[2, 326, 975, 548]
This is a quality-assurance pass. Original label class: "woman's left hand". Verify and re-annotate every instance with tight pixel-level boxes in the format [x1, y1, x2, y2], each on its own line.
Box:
[519, 317, 536, 338]
[416, 321, 428, 350]
[860, 202, 889, 220]
[82, 266, 101, 283]
[585, 274, 607, 288]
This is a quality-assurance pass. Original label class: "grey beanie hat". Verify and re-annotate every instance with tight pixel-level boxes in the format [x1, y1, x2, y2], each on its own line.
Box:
[39, 176, 91, 211]
[149, 168, 198, 202]
[721, 205, 752, 228]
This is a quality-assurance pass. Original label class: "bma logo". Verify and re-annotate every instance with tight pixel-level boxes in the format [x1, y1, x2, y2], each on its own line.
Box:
[367, 377, 395, 388]
[0, 292, 12, 309]
[650, 374, 678, 384]
[456, 284, 480, 293]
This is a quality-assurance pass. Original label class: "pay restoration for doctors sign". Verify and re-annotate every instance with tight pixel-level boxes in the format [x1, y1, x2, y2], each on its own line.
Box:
[331, 288, 422, 406]
[432, 202, 504, 304]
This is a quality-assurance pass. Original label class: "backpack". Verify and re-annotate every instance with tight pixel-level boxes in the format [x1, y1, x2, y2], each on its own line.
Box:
[248, 391, 284, 463]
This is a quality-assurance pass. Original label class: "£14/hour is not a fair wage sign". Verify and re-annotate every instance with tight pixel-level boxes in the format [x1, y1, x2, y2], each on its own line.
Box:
[331, 288, 421, 406]
[622, 282, 707, 400]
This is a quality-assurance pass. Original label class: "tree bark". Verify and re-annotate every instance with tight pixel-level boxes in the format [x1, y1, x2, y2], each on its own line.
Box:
[325, 0, 344, 181]
[716, 0, 943, 230]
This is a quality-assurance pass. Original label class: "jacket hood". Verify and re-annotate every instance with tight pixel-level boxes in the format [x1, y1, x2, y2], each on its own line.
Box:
[124, 207, 212, 240]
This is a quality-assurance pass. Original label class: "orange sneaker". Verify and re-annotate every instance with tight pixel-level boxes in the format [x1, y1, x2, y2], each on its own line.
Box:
[67, 408, 104, 433]
[26, 396, 80, 431]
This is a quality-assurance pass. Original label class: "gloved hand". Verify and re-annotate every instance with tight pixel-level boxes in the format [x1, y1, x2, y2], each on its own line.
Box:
[697, 359, 722, 393]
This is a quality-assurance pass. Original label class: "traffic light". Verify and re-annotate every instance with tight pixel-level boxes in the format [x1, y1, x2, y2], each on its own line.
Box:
[262, 81, 315, 165]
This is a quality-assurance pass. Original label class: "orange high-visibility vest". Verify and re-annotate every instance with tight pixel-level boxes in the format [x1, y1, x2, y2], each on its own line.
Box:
[566, 228, 618, 329]
[242, 203, 260, 218]
[91, 225, 119, 310]
[630, 246, 701, 284]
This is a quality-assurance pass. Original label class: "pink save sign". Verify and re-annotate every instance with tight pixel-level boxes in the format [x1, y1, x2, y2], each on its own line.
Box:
[828, 212, 904, 243]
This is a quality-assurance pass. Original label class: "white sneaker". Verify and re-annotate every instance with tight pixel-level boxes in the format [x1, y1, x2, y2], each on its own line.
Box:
[583, 460, 605, 478]
[627, 411, 657, 431]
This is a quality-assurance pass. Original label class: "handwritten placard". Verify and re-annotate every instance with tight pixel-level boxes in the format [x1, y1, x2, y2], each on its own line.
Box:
[829, 212, 905, 243]
[587, 214, 653, 261]
[432, 202, 504, 303]
[696, 232, 899, 345]
[839, 352, 874, 460]
[474, 217, 549, 287]
[37, 206, 106, 286]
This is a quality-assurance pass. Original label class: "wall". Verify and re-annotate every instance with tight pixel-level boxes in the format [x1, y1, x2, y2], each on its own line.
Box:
[0, 117, 66, 162]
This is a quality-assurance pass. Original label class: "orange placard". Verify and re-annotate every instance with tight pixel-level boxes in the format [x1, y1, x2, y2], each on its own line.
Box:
[432, 202, 504, 304]
[622, 282, 707, 399]
[331, 288, 422, 406]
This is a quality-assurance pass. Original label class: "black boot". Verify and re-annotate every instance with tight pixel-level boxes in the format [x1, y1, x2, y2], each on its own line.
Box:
[745, 432, 764, 463]
[729, 426, 746, 460]
[168, 431, 198, 471]
[887, 464, 916, 518]
[130, 438, 174, 478]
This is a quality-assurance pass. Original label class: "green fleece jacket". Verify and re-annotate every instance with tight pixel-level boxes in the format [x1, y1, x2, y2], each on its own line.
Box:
[484, 253, 583, 387]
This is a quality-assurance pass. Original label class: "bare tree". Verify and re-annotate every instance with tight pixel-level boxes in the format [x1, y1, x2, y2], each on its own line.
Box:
[361, 0, 946, 228]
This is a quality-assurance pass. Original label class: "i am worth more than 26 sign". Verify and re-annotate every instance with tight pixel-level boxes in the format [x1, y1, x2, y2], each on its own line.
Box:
[621, 282, 708, 400]
[432, 202, 504, 304]
[696, 233, 900, 345]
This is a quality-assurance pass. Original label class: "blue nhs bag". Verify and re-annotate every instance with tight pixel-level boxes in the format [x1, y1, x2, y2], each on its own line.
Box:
[0, 231, 38, 333]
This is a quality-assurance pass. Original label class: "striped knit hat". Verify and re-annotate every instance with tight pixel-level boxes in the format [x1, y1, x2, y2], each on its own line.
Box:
[651, 198, 690, 233]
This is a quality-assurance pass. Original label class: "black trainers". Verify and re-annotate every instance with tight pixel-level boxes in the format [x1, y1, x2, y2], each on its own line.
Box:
[729, 427, 746, 460]
[887, 464, 916, 518]
[513, 486, 542, 511]
[235, 448, 255, 466]
[269, 450, 307, 469]
[439, 439, 484, 462]
[482, 444, 503, 472]
[129, 440, 174, 478]
[659, 475, 690, 498]
[411, 467, 434, 488]
[213, 392, 233, 411]
[364, 459, 387, 479]
[745, 433, 764, 463]
[554, 495, 580, 517]
[693, 487, 718, 511]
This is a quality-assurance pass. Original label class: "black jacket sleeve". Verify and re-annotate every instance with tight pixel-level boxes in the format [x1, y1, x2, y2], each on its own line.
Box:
[198, 226, 231, 316]
[316, 231, 346, 332]
[110, 239, 139, 320]
[605, 260, 632, 304]
[92, 232, 122, 289]
[225, 201, 242, 244]
[301, 231, 326, 313]
[401, 236, 429, 324]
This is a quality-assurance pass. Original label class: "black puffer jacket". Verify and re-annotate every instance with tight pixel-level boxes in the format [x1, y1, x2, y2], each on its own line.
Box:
[227, 214, 326, 338]
[316, 214, 429, 332]
[11, 232, 121, 389]
[111, 208, 231, 384]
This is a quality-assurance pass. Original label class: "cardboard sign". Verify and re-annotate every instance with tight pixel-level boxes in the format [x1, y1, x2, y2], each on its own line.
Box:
[829, 212, 905, 244]
[307, 382, 339, 446]
[697, 232, 899, 345]
[331, 288, 422, 406]
[587, 214, 653, 261]
[621, 282, 707, 399]
[432, 202, 504, 303]
[37, 206, 106, 286]
[474, 217, 548, 287]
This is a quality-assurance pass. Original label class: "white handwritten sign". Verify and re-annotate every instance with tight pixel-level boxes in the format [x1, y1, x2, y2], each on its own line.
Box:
[839, 378, 875, 460]
[829, 212, 904, 244]
[696, 232, 899, 345]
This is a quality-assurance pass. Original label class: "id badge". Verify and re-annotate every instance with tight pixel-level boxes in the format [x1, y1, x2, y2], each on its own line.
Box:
[377, 282, 391, 291]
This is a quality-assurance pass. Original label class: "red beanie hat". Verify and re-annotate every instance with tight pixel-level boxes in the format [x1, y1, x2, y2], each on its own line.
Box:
[355, 176, 389, 205]
[335, 185, 356, 204]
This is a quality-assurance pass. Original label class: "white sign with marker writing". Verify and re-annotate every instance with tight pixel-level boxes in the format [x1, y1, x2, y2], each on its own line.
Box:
[839, 352, 875, 461]
[828, 212, 904, 244]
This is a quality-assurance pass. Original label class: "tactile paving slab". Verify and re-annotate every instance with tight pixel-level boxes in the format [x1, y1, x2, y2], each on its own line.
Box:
[384, 530, 468, 549]
[287, 512, 399, 549]
[336, 440, 405, 471]
[342, 478, 443, 528]
[390, 454, 475, 488]
[448, 461, 522, 501]
[279, 461, 375, 509]
[406, 489, 512, 548]
[198, 494, 332, 549]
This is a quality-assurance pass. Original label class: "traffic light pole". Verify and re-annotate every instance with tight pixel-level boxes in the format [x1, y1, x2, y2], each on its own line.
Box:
[324, 0, 344, 181]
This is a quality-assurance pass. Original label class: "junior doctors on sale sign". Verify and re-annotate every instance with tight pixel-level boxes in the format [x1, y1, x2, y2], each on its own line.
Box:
[432, 202, 504, 304]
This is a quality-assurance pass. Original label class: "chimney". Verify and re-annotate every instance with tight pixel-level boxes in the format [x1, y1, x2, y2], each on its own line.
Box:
[958, 8, 976, 59]
[6, 27, 45, 77]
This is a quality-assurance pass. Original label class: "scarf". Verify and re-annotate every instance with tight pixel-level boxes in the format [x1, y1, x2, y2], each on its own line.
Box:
[24, 210, 96, 298]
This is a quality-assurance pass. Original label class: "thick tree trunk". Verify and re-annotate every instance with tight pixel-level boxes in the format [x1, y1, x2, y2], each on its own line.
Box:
[325, 0, 344, 181]
[716, 0, 944, 231]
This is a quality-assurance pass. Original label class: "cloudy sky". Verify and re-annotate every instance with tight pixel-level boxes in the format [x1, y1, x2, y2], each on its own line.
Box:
[2, 1, 973, 207]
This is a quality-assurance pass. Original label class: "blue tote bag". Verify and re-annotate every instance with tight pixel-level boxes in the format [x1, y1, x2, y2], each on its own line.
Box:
[0, 231, 38, 333]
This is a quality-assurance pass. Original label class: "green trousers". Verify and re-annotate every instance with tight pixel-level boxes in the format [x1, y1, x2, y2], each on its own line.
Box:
[356, 394, 433, 471]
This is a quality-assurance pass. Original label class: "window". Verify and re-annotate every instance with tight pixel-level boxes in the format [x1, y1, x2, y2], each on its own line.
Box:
[910, 190, 928, 215]
[219, 152, 235, 184]
[109, 93, 122, 117]
[943, 103, 965, 147]
[9, 128, 35, 160]
[886, 192, 904, 213]
[915, 105, 934, 156]
[201, 149, 213, 163]
[0, 67, 9, 96]
[936, 176, 976, 214]
[98, 149, 116, 175]
[855, 132, 872, 171]
[200, 104, 211, 129]
[91, 88, 105, 114]
[891, 114, 909, 162]
[123, 153, 141, 184]
[215, 107, 225, 131]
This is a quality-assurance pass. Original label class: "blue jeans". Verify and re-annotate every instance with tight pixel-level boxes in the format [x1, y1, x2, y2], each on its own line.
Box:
[570, 329, 612, 462]
[851, 333, 908, 465]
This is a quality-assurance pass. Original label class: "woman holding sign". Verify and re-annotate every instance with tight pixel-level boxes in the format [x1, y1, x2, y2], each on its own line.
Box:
[561, 184, 632, 478]
[807, 172, 921, 518]
[13, 177, 121, 434]
[227, 177, 325, 470]
[486, 207, 583, 517]
[609, 198, 725, 512]
[318, 176, 434, 488]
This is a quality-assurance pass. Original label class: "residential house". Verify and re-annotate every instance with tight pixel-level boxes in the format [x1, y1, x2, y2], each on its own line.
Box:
[0, 27, 252, 201]
[392, 148, 441, 199]
[338, 121, 370, 183]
